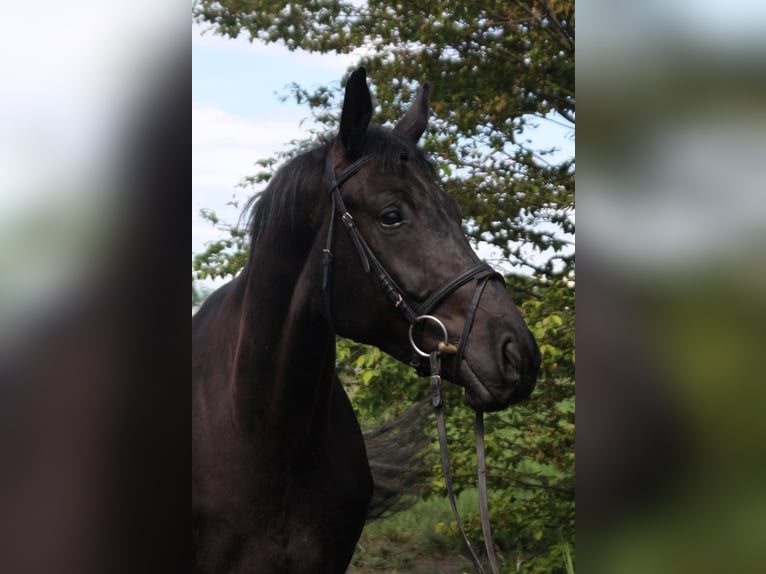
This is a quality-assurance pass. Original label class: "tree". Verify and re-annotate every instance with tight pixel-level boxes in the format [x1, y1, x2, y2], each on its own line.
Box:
[194, 0, 574, 276]
[192, 2, 575, 571]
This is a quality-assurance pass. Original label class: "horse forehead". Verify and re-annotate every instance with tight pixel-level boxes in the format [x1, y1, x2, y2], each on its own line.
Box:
[363, 163, 450, 207]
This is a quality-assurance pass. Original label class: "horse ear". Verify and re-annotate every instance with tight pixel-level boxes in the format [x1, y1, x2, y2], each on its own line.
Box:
[339, 67, 373, 158]
[393, 82, 431, 143]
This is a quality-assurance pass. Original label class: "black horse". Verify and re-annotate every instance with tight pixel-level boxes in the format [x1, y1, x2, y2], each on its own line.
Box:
[192, 68, 540, 574]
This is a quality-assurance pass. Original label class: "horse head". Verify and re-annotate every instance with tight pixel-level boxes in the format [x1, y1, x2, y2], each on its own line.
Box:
[323, 68, 540, 412]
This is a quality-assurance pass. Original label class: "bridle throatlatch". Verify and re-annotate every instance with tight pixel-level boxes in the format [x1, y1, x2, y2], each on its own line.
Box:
[323, 153, 504, 574]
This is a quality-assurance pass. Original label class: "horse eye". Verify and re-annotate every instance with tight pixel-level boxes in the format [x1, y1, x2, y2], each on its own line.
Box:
[380, 209, 404, 228]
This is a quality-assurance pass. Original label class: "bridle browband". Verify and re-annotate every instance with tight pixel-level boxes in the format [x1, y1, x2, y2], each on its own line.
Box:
[323, 152, 505, 574]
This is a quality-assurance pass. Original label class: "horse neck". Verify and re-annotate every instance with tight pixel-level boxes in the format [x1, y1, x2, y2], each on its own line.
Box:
[228, 228, 337, 439]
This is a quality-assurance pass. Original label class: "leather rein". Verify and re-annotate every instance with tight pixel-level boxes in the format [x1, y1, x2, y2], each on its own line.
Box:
[323, 153, 504, 574]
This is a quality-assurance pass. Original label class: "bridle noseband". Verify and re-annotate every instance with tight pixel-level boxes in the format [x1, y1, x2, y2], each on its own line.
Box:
[323, 153, 505, 574]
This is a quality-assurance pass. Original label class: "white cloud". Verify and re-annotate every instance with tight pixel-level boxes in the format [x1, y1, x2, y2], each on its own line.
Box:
[192, 103, 319, 254]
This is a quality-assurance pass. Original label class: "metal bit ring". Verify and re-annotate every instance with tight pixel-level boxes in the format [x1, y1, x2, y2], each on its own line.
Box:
[408, 314, 450, 358]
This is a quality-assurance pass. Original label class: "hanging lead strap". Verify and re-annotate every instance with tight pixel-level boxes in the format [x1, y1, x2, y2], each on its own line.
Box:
[476, 411, 501, 574]
[430, 350, 487, 574]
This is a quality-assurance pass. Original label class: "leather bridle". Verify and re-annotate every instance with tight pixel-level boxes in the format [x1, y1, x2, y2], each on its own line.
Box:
[323, 153, 505, 574]
[322, 154, 501, 371]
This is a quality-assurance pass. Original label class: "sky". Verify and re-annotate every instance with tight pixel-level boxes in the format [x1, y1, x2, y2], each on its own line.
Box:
[193, 23, 362, 275]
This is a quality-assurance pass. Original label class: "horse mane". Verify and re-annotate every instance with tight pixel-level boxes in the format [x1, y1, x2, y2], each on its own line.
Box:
[241, 125, 437, 256]
[234, 124, 438, 519]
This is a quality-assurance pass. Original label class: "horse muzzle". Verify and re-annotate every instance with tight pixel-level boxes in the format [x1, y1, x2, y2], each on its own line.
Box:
[458, 334, 541, 412]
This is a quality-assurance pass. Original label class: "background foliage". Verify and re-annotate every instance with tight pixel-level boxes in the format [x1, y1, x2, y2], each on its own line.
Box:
[193, 1, 574, 571]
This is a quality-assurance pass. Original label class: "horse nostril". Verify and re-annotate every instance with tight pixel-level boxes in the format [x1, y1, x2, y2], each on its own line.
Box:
[501, 335, 540, 402]
[503, 336, 540, 378]
[502, 339, 518, 369]
[505, 337, 517, 353]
